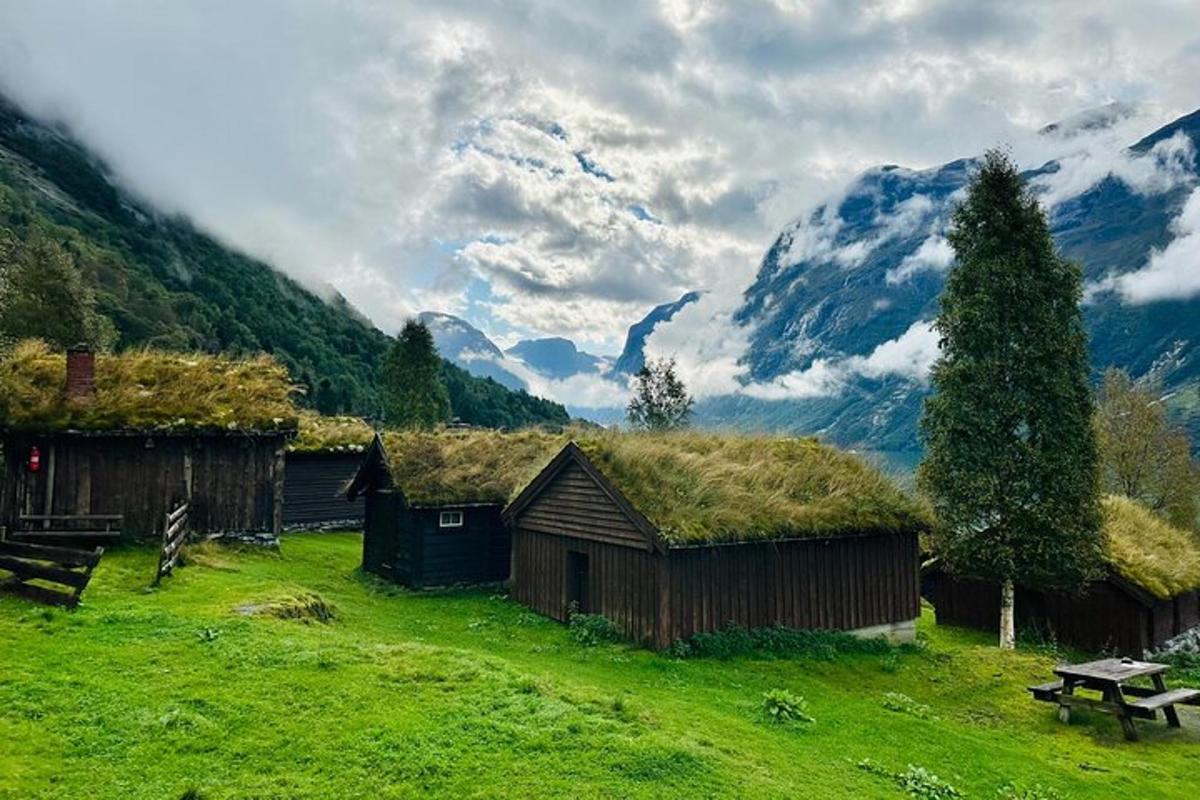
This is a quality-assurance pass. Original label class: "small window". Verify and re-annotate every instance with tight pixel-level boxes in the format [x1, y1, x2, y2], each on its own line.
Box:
[439, 510, 464, 529]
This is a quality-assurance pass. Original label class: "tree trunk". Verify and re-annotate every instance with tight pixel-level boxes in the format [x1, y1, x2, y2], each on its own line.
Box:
[999, 579, 1016, 650]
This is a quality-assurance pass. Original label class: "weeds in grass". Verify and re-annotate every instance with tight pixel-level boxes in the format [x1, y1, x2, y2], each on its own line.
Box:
[195, 628, 221, 643]
[1016, 619, 1061, 658]
[568, 606, 621, 646]
[881, 692, 936, 720]
[760, 689, 814, 725]
[858, 760, 961, 799]
[997, 784, 1068, 800]
[880, 652, 901, 673]
[670, 623, 896, 660]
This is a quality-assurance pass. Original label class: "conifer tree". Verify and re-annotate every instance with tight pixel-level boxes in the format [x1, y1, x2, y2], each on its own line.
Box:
[381, 320, 450, 429]
[919, 149, 1103, 649]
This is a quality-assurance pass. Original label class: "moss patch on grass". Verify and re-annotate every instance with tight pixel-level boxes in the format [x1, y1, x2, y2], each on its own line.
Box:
[0, 339, 298, 434]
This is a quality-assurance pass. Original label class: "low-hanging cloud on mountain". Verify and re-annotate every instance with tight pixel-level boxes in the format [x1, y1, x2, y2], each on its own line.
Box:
[2, 0, 1200, 362]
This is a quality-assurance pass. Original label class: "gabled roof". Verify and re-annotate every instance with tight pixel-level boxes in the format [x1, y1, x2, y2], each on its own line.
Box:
[0, 340, 298, 436]
[507, 433, 930, 547]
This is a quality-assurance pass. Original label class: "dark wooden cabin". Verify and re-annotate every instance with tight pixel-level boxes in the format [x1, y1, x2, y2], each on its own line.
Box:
[283, 450, 365, 529]
[922, 497, 1200, 655]
[347, 434, 514, 588]
[505, 441, 926, 650]
[925, 568, 1200, 656]
[0, 345, 295, 541]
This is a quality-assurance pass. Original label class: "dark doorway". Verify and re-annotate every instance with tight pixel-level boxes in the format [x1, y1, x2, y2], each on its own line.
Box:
[566, 551, 590, 613]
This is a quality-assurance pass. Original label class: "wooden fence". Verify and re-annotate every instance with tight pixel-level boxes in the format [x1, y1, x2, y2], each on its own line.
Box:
[154, 501, 190, 585]
[0, 539, 104, 608]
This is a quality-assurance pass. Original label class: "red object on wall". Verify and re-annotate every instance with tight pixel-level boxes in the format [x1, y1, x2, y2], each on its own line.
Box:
[28, 445, 41, 473]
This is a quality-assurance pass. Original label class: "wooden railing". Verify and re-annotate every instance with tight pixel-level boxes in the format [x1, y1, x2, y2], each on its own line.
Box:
[13, 514, 122, 543]
[154, 501, 190, 585]
[0, 540, 104, 608]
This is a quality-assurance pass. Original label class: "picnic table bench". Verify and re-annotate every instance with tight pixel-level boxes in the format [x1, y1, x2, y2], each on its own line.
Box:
[1029, 657, 1200, 741]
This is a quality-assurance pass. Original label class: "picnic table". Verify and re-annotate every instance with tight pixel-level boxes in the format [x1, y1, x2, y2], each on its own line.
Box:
[1029, 657, 1200, 741]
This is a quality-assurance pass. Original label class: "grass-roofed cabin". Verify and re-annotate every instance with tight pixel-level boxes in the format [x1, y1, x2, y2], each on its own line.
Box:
[0, 341, 297, 541]
[283, 414, 373, 530]
[924, 496, 1200, 655]
[347, 429, 564, 588]
[505, 434, 930, 650]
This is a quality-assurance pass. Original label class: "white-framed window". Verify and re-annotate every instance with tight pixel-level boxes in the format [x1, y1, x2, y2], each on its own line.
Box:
[439, 510, 464, 529]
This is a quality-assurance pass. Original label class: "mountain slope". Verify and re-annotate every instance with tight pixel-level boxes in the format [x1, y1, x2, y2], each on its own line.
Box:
[611, 291, 702, 376]
[418, 311, 527, 391]
[718, 107, 1200, 450]
[0, 94, 567, 428]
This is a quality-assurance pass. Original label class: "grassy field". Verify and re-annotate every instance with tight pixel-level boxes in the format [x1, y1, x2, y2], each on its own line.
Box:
[1, 533, 1197, 799]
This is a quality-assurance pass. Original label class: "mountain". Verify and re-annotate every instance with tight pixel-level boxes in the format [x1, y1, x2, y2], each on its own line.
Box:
[709, 106, 1200, 451]
[418, 311, 527, 391]
[506, 337, 607, 380]
[0, 93, 568, 429]
[611, 291, 702, 375]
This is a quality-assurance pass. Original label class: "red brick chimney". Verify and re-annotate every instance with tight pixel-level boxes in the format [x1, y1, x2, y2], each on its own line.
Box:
[66, 345, 96, 403]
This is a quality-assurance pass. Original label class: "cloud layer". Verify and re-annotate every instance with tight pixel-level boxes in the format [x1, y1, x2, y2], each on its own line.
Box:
[1, 1, 1198, 408]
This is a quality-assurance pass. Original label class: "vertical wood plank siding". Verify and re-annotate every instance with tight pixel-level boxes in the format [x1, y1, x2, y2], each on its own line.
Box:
[923, 574, 1185, 655]
[509, 460, 921, 649]
[512, 529, 920, 649]
[1, 433, 286, 540]
[282, 452, 365, 528]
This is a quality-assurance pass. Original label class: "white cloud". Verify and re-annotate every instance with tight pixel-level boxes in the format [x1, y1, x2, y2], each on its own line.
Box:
[0, 0, 1197, 354]
[1105, 188, 1200, 304]
[886, 234, 955, 284]
[1032, 130, 1197, 209]
[741, 320, 939, 400]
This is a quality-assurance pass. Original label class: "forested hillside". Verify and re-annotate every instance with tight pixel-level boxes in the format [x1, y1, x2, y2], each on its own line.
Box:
[0, 94, 568, 428]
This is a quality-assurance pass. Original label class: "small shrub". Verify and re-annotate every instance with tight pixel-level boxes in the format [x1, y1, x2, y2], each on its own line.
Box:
[880, 652, 901, 673]
[760, 689, 814, 725]
[1016, 618, 1061, 656]
[568, 607, 620, 647]
[882, 691, 935, 720]
[997, 784, 1068, 800]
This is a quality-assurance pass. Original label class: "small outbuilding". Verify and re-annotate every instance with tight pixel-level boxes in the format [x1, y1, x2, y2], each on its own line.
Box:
[347, 428, 563, 588]
[505, 434, 929, 649]
[283, 414, 372, 530]
[923, 496, 1200, 655]
[0, 341, 297, 541]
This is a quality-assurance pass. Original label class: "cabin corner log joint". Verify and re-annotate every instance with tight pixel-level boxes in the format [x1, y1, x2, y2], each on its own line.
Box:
[505, 442, 923, 650]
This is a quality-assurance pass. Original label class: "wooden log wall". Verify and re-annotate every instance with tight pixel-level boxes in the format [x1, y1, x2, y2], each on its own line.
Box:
[661, 532, 921, 646]
[408, 506, 507, 588]
[926, 574, 1156, 655]
[511, 529, 661, 646]
[282, 452, 365, 528]
[0, 433, 287, 540]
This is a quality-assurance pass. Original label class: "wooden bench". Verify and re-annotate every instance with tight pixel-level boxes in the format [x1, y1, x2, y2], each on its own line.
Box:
[1128, 689, 1200, 727]
[1028, 680, 1063, 702]
[0, 540, 104, 608]
[11, 514, 123, 544]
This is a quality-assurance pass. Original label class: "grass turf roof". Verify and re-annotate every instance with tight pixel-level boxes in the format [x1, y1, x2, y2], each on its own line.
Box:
[290, 412, 374, 453]
[379, 428, 567, 506]
[1103, 495, 1200, 599]
[0, 339, 298, 434]
[374, 428, 928, 542]
[573, 432, 931, 545]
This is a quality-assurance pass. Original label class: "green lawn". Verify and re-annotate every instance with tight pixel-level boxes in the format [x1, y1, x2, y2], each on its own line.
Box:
[1, 533, 1197, 799]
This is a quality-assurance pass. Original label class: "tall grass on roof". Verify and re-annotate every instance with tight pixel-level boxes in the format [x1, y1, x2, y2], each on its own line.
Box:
[1104, 495, 1200, 599]
[380, 427, 567, 506]
[290, 412, 374, 453]
[0, 339, 298, 433]
[575, 431, 930, 545]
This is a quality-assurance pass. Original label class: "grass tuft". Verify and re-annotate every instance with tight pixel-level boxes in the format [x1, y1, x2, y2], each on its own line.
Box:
[290, 411, 374, 453]
[238, 592, 336, 623]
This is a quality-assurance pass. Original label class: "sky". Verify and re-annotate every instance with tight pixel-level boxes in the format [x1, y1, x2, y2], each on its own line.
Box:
[1, 0, 1199, 372]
